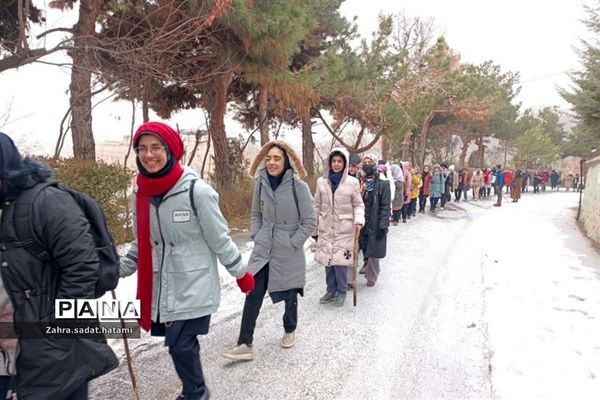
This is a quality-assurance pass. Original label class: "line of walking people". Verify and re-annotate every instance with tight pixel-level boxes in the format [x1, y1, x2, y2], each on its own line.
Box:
[1, 121, 556, 399]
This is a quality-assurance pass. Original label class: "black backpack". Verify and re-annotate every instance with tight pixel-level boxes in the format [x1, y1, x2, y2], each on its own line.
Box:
[2, 181, 119, 298]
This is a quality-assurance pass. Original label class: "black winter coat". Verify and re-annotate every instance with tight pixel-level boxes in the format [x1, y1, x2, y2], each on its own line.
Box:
[0, 160, 118, 400]
[359, 177, 391, 258]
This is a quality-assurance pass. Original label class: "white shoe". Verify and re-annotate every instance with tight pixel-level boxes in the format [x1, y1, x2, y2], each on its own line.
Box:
[222, 344, 254, 361]
[280, 331, 297, 348]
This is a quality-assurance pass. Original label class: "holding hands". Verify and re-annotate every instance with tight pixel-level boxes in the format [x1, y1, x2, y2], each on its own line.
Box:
[236, 272, 255, 294]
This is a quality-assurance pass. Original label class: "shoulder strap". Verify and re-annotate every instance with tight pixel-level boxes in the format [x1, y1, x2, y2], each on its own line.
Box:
[189, 179, 198, 217]
[257, 177, 300, 218]
[291, 178, 300, 219]
[258, 178, 262, 205]
[11, 181, 57, 261]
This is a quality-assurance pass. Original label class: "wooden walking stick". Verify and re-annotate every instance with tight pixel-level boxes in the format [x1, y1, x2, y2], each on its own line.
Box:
[111, 289, 142, 400]
[352, 230, 359, 307]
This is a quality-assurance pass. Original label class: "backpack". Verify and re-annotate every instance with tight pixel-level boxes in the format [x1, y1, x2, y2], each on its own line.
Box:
[1, 181, 119, 298]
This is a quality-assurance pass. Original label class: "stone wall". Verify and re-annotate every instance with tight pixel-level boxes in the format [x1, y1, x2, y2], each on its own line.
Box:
[581, 155, 600, 244]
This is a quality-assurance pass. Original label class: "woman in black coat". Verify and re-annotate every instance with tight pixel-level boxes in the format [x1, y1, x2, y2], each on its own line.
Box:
[358, 154, 391, 287]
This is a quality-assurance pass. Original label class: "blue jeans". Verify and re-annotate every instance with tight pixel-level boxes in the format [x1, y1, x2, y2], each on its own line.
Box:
[326, 266, 348, 295]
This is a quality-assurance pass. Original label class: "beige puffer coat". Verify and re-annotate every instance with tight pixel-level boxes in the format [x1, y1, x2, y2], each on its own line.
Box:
[314, 148, 365, 267]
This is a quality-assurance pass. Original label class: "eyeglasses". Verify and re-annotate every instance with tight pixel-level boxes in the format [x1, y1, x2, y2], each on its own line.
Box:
[134, 145, 165, 156]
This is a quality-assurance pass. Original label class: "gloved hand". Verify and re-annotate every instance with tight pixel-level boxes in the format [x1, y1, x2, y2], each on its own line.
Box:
[375, 228, 387, 239]
[236, 273, 255, 294]
[311, 235, 319, 241]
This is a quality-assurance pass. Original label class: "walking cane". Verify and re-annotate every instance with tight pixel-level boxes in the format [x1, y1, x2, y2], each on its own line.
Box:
[111, 289, 142, 400]
[352, 230, 359, 307]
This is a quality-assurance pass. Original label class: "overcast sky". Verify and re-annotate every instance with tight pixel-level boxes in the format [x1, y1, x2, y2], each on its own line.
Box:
[0, 0, 591, 153]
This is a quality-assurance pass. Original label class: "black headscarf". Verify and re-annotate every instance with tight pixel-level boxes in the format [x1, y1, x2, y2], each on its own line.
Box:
[328, 151, 346, 192]
[267, 150, 292, 191]
[0, 132, 23, 205]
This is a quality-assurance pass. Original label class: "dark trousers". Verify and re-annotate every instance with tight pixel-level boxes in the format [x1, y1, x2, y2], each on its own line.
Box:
[455, 189, 462, 202]
[0, 377, 10, 400]
[168, 325, 207, 398]
[326, 266, 348, 295]
[440, 193, 447, 208]
[408, 198, 417, 215]
[238, 265, 298, 346]
[400, 204, 409, 221]
[418, 194, 428, 212]
[392, 209, 401, 222]
[0, 377, 88, 400]
[430, 196, 439, 210]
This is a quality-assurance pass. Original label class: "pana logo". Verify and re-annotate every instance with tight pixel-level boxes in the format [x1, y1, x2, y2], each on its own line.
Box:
[173, 210, 191, 222]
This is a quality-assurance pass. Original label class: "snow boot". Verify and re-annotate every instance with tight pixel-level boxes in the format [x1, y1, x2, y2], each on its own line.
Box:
[319, 292, 336, 304]
[332, 293, 346, 307]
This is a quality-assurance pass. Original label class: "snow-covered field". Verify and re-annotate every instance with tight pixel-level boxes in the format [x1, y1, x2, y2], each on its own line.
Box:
[91, 190, 600, 399]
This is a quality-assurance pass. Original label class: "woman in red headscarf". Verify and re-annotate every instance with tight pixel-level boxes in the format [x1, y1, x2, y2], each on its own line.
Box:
[119, 121, 255, 400]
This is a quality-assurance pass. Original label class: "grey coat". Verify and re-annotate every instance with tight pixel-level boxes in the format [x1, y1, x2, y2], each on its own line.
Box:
[247, 169, 316, 292]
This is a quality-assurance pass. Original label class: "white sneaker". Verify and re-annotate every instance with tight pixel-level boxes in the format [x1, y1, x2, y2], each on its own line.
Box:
[222, 344, 254, 361]
[280, 331, 297, 348]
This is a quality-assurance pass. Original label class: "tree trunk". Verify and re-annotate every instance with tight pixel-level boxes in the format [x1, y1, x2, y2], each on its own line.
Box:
[69, 0, 101, 160]
[381, 133, 390, 161]
[418, 110, 440, 168]
[301, 115, 315, 178]
[209, 71, 233, 189]
[478, 133, 485, 167]
[459, 137, 471, 167]
[258, 85, 269, 146]
[142, 91, 149, 122]
[401, 131, 412, 162]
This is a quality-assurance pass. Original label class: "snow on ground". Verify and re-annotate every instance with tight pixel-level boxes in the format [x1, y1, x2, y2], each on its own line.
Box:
[477, 191, 600, 399]
[92, 189, 600, 399]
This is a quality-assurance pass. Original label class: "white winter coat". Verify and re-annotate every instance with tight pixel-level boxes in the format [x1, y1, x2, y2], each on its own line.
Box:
[314, 149, 365, 267]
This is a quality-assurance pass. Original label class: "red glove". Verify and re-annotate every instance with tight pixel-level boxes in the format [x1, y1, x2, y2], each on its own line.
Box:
[236, 273, 255, 294]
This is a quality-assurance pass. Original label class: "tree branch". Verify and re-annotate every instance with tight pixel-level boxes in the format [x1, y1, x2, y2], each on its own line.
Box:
[316, 109, 355, 149]
[0, 44, 69, 73]
[36, 27, 75, 39]
[353, 129, 386, 154]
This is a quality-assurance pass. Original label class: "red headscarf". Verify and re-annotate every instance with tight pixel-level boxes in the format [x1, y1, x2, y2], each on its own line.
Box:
[133, 121, 184, 331]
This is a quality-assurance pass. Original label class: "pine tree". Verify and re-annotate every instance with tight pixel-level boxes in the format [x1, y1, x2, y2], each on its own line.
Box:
[560, 1, 600, 157]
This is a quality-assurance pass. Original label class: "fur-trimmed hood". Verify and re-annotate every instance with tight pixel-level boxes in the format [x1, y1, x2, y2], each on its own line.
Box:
[249, 140, 307, 179]
[1, 158, 53, 203]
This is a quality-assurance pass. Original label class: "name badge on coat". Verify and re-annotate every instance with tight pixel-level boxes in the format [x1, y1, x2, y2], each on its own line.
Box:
[173, 210, 191, 223]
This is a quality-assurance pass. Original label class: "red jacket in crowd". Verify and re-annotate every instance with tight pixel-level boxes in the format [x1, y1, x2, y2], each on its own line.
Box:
[504, 169, 514, 186]
[483, 169, 491, 185]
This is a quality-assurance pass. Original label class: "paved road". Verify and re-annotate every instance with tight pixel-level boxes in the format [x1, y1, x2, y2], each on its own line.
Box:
[91, 197, 495, 400]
